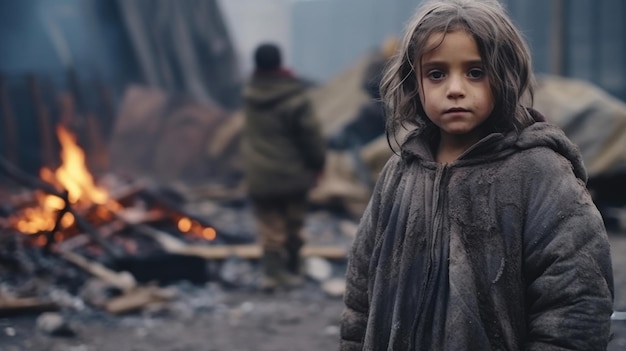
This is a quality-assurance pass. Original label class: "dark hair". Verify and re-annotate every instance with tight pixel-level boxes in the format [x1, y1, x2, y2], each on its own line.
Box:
[254, 43, 282, 71]
[380, 0, 535, 147]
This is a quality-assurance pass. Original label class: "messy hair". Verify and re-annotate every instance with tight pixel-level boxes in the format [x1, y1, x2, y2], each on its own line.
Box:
[380, 0, 535, 146]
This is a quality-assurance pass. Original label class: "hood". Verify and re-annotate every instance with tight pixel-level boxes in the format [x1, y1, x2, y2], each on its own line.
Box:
[401, 113, 587, 182]
[514, 121, 587, 182]
[243, 72, 309, 108]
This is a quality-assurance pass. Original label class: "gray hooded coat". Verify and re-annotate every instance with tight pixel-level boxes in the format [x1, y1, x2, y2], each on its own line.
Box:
[340, 122, 614, 350]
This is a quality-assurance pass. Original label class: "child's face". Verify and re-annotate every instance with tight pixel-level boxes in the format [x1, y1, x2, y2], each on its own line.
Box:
[418, 30, 494, 143]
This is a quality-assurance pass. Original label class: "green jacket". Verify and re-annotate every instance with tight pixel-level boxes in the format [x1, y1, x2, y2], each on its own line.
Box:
[241, 72, 326, 197]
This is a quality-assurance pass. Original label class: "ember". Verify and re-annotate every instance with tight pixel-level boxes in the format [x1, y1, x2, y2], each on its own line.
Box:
[177, 217, 217, 241]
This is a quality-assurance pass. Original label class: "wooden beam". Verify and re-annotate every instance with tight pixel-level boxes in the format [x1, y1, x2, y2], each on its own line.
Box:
[133, 224, 348, 260]
[58, 250, 137, 291]
[105, 286, 175, 315]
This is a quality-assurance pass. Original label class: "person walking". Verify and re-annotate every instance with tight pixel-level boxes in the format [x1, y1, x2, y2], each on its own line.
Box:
[241, 43, 326, 292]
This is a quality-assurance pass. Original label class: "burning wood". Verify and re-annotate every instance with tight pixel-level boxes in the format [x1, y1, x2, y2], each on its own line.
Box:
[7, 125, 113, 235]
[0, 119, 350, 319]
[0, 123, 220, 251]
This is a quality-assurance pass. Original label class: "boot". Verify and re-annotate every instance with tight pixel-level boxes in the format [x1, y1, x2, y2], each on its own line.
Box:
[285, 238, 305, 276]
[259, 251, 284, 293]
[283, 244, 305, 289]
[259, 250, 303, 292]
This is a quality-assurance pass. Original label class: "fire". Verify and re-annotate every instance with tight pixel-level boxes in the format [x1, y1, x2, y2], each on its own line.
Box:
[9, 125, 111, 235]
[48, 125, 108, 205]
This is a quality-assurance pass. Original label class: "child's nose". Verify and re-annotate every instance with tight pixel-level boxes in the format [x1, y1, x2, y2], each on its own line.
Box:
[446, 75, 465, 98]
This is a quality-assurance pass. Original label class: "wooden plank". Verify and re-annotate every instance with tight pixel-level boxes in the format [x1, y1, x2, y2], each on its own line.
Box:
[105, 286, 175, 315]
[181, 243, 347, 260]
[134, 224, 347, 260]
[58, 250, 137, 291]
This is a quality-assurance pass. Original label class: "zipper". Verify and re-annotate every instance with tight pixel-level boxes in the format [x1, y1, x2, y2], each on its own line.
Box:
[409, 163, 448, 349]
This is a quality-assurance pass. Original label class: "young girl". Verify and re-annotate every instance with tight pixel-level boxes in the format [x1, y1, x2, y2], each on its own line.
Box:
[340, 0, 614, 350]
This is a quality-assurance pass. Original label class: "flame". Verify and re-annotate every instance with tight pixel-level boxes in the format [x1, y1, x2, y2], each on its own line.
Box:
[8, 125, 111, 235]
[53, 126, 108, 205]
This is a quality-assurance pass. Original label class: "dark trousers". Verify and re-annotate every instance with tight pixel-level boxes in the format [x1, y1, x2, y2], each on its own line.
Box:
[251, 192, 307, 254]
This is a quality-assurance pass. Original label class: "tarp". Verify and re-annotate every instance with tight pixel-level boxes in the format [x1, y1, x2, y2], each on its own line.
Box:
[109, 85, 242, 186]
[534, 75, 626, 178]
[309, 67, 626, 214]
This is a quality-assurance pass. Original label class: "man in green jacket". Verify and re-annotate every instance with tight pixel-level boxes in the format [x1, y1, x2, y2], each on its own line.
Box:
[241, 43, 326, 291]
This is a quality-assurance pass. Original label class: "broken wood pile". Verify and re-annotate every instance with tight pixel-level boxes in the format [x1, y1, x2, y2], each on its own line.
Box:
[0, 154, 353, 317]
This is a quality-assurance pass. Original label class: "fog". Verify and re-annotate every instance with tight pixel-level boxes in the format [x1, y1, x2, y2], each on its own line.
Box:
[220, 0, 626, 100]
[219, 0, 422, 82]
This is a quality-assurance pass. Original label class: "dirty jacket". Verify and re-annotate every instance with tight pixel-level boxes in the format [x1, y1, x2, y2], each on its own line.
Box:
[241, 72, 326, 197]
[340, 122, 614, 350]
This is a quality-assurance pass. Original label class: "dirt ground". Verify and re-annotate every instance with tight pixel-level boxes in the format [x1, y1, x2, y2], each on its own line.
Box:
[0, 283, 344, 351]
[2, 232, 626, 351]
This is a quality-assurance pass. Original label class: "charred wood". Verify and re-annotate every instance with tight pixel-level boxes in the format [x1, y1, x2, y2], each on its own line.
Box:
[113, 253, 208, 285]
[0, 295, 60, 317]
[139, 186, 251, 244]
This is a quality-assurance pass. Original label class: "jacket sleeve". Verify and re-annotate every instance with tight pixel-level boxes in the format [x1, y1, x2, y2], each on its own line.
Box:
[340, 159, 394, 350]
[290, 96, 326, 172]
[522, 150, 614, 351]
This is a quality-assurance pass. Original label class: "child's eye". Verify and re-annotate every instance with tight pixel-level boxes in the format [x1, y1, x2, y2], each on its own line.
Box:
[467, 68, 485, 79]
[427, 70, 445, 80]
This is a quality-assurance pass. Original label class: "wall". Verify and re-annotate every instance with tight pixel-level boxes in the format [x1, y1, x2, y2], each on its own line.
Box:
[289, 0, 626, 99]
[218, 0, 292, 77]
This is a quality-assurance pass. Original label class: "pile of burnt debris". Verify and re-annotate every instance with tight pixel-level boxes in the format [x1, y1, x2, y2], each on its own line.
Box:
[0, 153, 354, 327]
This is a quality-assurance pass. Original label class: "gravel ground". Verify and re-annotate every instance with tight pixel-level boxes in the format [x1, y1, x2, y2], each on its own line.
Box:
[0, 283, 344, 351]
[1, 231, 625, 351]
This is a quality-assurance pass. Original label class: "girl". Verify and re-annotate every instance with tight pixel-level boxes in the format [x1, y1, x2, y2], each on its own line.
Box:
[339, 0, 614, 350]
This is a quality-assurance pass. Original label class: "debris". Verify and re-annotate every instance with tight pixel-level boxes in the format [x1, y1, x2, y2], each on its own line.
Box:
[321, 278, 346, 298]
[58, 250, 136, 292]
[36, 312, 75, 337]
[219, 256, 256, 287]
[105, 286, 176, 315]
[4, 326, 16, 337]
[306, 257, 333, 282]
